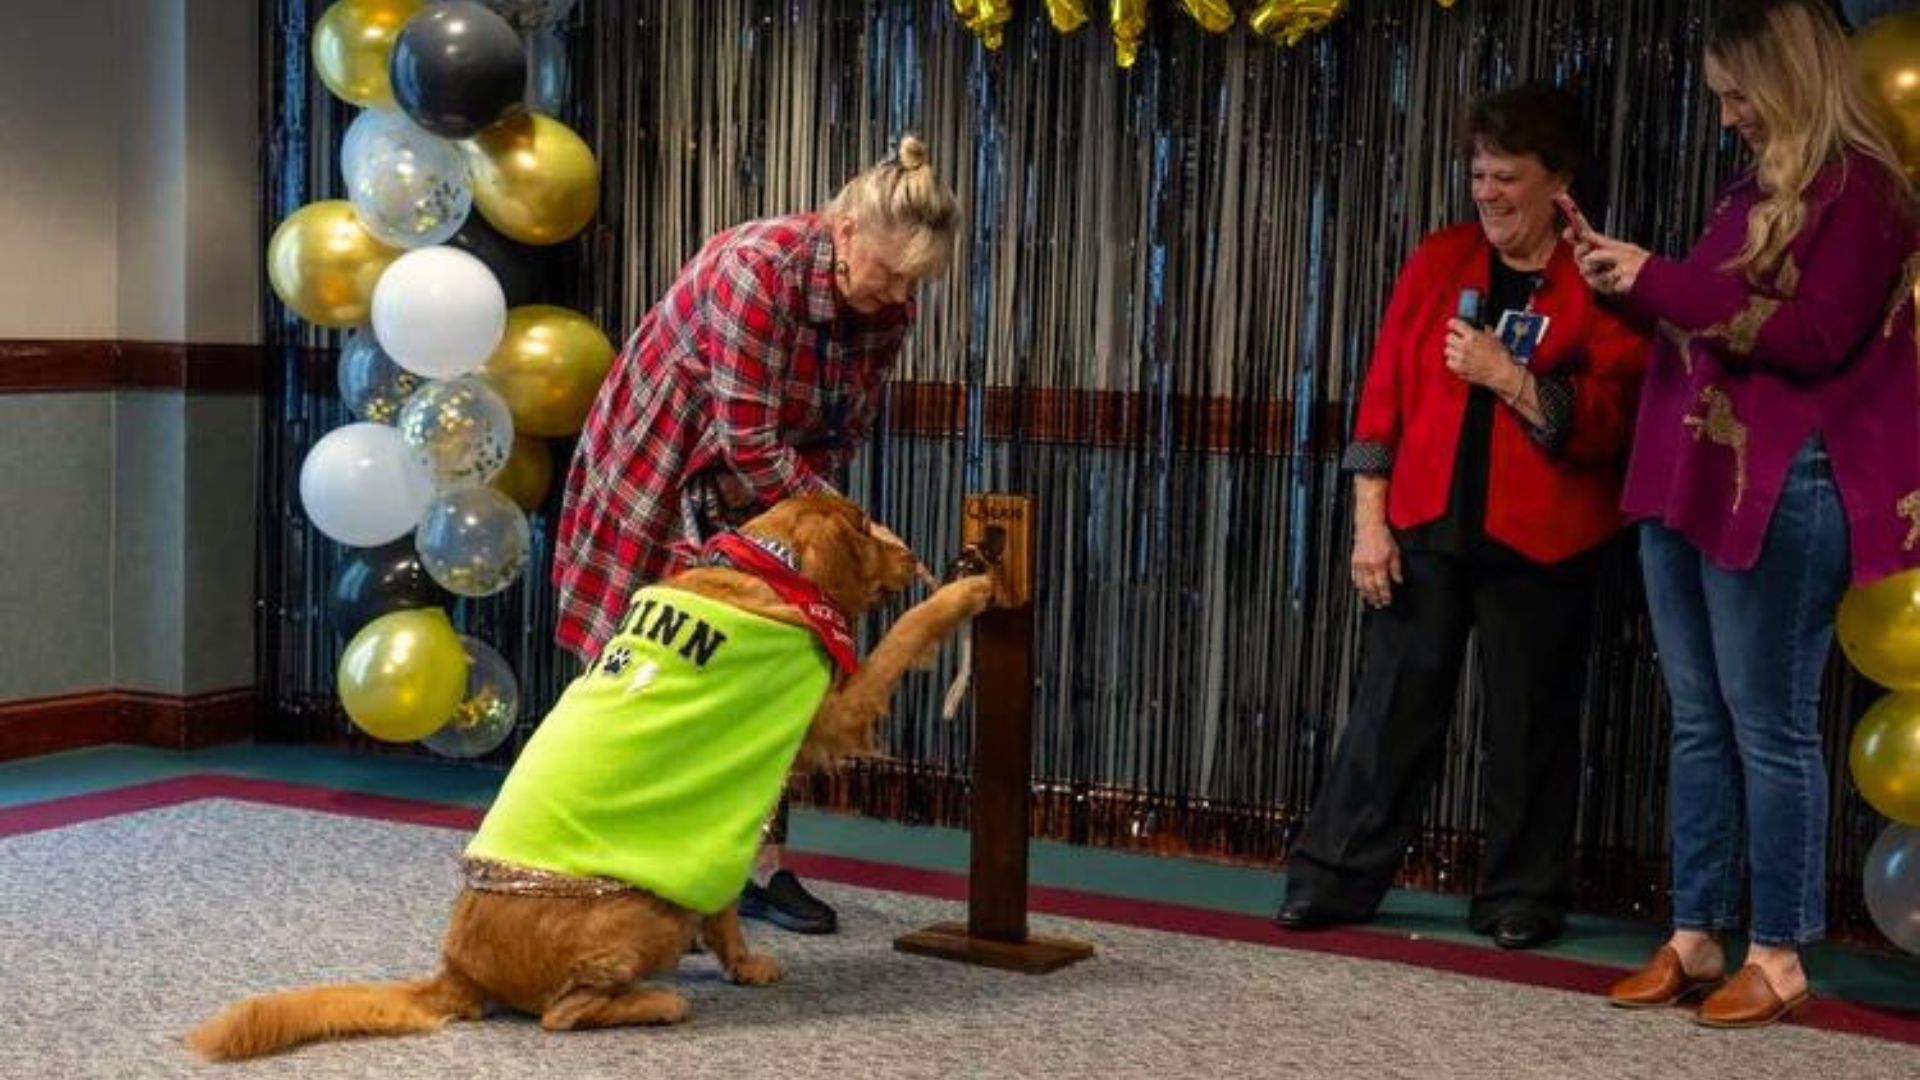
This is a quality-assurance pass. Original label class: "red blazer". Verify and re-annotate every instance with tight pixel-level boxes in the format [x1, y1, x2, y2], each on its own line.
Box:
[1349, 224, 1648, 564]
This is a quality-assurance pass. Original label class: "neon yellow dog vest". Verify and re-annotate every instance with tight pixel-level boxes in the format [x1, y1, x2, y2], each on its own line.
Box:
[466, 586, 832, 914]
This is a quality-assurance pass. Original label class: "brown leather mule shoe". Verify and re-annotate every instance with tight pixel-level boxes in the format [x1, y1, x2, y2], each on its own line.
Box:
[1607, 946, 1726, 1008]
[1695, 965, 1810, 1029]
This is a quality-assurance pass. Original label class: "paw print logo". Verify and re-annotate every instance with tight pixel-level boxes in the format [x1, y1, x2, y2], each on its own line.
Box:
[598, 646, 634, 678]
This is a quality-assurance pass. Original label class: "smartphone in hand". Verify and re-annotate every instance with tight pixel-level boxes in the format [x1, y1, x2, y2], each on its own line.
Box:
[1555, 192, 1595, 243]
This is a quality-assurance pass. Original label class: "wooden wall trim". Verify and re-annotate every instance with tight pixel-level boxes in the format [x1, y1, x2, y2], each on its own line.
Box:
[0, 689, 257, 762]
[0, 340, 265, 394]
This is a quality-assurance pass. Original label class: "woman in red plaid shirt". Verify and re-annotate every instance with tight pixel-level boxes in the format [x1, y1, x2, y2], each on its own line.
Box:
[553, 135, 960, 935]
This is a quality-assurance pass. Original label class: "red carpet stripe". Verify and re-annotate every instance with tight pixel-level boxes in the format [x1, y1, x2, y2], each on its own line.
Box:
[3, 775, 1914, 1045]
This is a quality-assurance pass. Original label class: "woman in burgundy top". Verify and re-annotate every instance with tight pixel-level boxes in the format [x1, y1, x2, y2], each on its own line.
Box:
[1579, 0, 1920, 1027]
[1279, 84, 1647, 949]
[555, 136, 960, 937]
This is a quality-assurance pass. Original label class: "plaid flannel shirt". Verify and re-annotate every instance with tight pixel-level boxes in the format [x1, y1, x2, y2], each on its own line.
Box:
[552, 213, 913, 660]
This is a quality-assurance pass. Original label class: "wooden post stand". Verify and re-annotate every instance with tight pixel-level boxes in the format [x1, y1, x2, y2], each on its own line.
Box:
[894, 494, 1095, 974]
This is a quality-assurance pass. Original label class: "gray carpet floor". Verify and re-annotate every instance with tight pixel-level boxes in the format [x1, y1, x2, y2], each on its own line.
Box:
[0, 799, 1913, 1080]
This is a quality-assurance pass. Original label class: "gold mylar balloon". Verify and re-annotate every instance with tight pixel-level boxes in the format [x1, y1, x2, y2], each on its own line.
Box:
[461, 114, 601, 246]
[1043, 0, 1089, 32]
[1855, 12, 1920, 180]
[337, 608, 470, 743]
[311, 0, 422, 108]
[1249, 0, 1348, 46]
[1111, 0, 1147, 68]
[266, 201, 401, 327]
[1177, 0, 1234, 32]
[1838, 568, 1920, 691]
[481, 304, 615, 436]
[492, 434, 554, 511]
[1852, 692, 1920, 825]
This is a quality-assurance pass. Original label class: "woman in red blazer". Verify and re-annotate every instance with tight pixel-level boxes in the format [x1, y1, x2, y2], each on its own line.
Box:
[1279, 83, 1646, 949]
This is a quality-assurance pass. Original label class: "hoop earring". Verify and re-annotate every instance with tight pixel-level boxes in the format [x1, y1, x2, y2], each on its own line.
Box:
[833, 259, 850, 277]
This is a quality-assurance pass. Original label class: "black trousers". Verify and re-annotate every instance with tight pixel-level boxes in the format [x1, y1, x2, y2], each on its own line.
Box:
[1285, 548, 1596, 928]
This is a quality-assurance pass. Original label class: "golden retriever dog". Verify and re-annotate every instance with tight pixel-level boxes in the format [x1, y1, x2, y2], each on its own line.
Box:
[190, 493, 996, 1060]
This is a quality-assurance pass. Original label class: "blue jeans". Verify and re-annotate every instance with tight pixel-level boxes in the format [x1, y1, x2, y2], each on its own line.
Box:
[1638, 439, 1850, 947]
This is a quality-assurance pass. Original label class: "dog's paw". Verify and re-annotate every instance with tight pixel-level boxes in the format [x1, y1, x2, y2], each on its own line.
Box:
[728, 953, 784, 986]
[938, 573, 997, 617]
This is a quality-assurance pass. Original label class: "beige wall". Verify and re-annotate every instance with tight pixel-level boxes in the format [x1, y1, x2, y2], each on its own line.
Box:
[0, 0, 260, 702]
[0, 1, 123, 338]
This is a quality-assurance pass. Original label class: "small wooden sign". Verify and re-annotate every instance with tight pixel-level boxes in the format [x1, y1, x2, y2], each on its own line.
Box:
[961, 494, 1033, 609]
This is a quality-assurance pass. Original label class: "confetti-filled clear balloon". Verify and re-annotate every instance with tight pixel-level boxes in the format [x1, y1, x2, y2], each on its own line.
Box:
[347, 119, 472, 248]
[524, 28, 569, 115]
[338, 329, 425, 423]
[340, 107, 413, 190]
[397, 376, 515, 491]
[423, 634, 521, 758]
[415, 485, 531, 597]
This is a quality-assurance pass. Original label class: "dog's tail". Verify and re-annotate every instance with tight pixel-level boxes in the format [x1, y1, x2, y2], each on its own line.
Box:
[186, 967, 486, 1061]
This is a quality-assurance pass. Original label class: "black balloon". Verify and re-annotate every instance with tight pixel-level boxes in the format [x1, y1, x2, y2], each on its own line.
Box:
[329, 538, 456, 641]
[445, 212, 554, 306]
[389, 2, 528, 139]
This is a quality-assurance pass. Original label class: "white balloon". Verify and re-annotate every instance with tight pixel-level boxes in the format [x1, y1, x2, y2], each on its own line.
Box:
[372, 246, 508, 379]
[299, 422, 434, 547]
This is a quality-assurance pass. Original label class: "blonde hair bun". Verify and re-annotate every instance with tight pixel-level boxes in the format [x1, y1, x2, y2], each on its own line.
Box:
[897, 135, 929, 171]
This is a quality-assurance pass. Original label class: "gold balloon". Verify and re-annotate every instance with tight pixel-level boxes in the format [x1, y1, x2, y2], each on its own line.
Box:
[1177, 0, 1234, 33]
[266, 201, 401, 327]
[1852, 692, 1920, 825]
[311, 0, 422, 108]
[1838, 568, 1920, 691]
[480, 304, 615, 436]
[461, 114, 601, 246]
[337, 608, 470, 743]
[1855, 12, 1920, 180]
[1111, 0, 1147, 68]
[492, 435, 554, 512]
[1044, 0, 1089, 33]
[1249, 0, 1348, 46]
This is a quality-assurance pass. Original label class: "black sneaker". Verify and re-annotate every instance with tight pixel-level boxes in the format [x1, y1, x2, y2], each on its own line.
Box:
[739, 870, 839, 935]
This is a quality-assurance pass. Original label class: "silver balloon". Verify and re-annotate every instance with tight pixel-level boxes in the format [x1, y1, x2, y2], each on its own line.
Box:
[415, 486, 531, 597]
[1865, 823, 1920, 955]
[524, 29, 568, 115]
[338, 329, 425, 424]
[347, 120, 472, 249]
[397, 377, 515, 492]
[422, 635, 520, 758]
[340, 108, 412, 190]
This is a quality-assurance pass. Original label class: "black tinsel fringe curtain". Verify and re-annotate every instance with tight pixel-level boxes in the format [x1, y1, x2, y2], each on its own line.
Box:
[259, 0, 1892, 942]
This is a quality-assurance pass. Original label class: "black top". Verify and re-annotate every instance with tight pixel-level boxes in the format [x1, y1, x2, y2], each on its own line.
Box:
[1398, 251, 1541, 564]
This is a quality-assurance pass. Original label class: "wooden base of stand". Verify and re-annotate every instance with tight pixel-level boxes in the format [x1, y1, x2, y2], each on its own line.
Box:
[894, 921, 1095, 974]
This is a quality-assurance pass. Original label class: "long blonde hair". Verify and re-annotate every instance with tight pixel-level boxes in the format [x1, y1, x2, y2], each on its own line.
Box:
[824, 135, 961, 278]
[1708, 0, 1909, 278]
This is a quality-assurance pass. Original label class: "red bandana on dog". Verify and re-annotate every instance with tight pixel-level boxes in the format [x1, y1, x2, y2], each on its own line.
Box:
[701, 532, 859, 676]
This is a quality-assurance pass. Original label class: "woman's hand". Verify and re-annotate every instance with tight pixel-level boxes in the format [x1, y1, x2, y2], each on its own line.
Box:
[1351, 522, 1402, 609]
[1570, 230, 1651, 295]
[1443, 320, 1523, 396]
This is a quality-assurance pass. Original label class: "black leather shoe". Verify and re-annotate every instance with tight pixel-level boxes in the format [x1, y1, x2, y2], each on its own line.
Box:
[1274, 898, 1342, 931]
[1492, 912, 1560, 950]
[740, 870, 838, 935]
